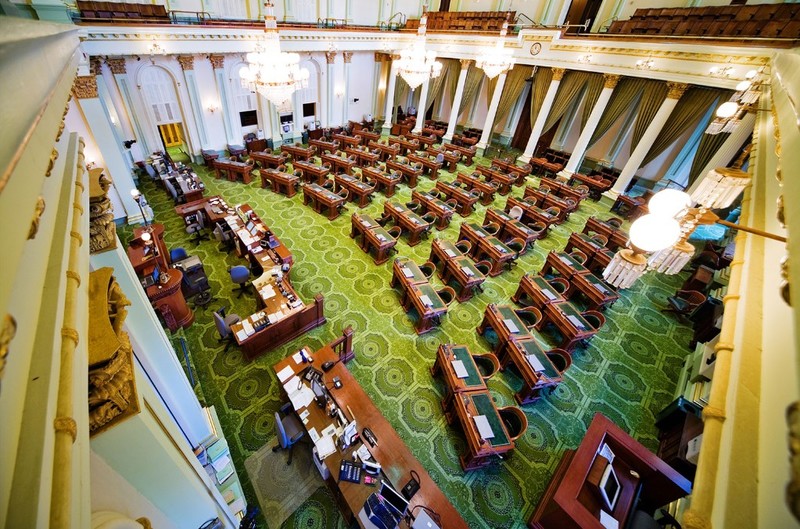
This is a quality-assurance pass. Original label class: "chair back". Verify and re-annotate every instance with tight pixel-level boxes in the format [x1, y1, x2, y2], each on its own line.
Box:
[165, 180, 178, 200]
[170, 247, 188, 262]
[473, 353, 500, 381]
[455, 240, 472, 255]
[515, 307, 542, 329]
[582, 310, 606, 331]
[474, 260, 491, 276]
[548, 277, 570, 294]
[274, 412, 291, 449]
[229, 265, 250, 284]
[419, 261, 436, 279]
[436, 286, 456, 306]
[214, 310, 231, 339]
[509, 205, 524, 220]
[498, 406, 528, 442]
[545, 348, 572, 374]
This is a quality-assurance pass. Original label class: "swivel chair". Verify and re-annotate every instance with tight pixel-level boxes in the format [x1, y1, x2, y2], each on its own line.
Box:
[213, 307, 241, 352]
[170, 247, 188, 263]
[472, 352, 500, 381]
[229, 265, 251, 297]
[272, 402, 306, 465]
[497, 406, 528, 443]
[663, 290, 707, 322]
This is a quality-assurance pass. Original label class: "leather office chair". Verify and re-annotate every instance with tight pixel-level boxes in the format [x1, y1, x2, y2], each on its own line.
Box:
[569, 250, 588, 265]
[185, 214, 209, 244]
[508, 205, 524, 220]
[545, 348, 572, 375]
[472, 352, 500, 381]
[336, 189, 349, 213]
[213, 224, 234, 252]
[606, 217, 623, 228]
[545, 206, 561, 220]
[506, 238, 526, 268]
[548, 277, 570, 295]
[376, 213, 392, 227]
[445, 198, 459, 210]
[527, 221, 548, 240]
[591, 234, 609, 247]
[515, 307, 542, 331]
[214, 307, 241, 352]
[170, 247, 188, 263]
[272, 402, 305, 465]
[628, 509, 682, 529]
[483, 222, 501, 236]
[419, 261, 436, 280]
[436, 286, 456, 306]
[455, 240, 472, 255]
[229, 265, 251, 297]
[663, 290, 707, 321]
[581, 310, 606, 346]
[165, 179, 182, 204]
[574, 184, 590, 198]
[405, 200, 421, 212]
[497, 406, 528, 443]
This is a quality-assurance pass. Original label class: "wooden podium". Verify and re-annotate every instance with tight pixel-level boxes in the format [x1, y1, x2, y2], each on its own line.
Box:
[528, 413, 691, 529]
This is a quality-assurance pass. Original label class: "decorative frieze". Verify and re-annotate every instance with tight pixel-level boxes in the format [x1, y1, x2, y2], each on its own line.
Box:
[88, 167, 117, 254]
[343, 52, 353, 64]
[177, 55, 194, 71]
[209, 54, 225, 69]
[325, 51, 337, 64]
[73, 76, 98, 99]
[667, 82, 689, 99]
[90, 57, 103, 76]
[106, 57, 127, 75]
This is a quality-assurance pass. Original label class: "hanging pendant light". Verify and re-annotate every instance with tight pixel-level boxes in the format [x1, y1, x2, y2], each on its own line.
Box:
[394, 6, 442, 90]
[603, 248, 648, 289]
[476, 13, 515, 79]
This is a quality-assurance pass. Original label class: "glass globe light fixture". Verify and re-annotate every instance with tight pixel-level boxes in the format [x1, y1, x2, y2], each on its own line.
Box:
[629, 214, 681, 253]
[716, 101, 739, 119]
[647, 189, 692, 218]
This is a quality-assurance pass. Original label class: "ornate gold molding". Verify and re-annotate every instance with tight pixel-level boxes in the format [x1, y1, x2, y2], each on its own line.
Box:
[0, 314, 17, 390]
[787, 401, 800, 520]
[73, 76, 98, 99]
[342, 51, 353, 64]
[90, 57, 103, 77]
[177, 55, 194, 71]
[56, 104, 69, 143]
[460, 58, 473, 69]
[89, 168, 117, 254]
[551, 67, 566, 81]
[106, 57, 126, 74]
[209, 54, 225, 69]
[549, 43, 770, 67]
[54, 416, 77, 443]
[28, 196, 46, 240]
[325, 50, 337, 64]
[603, 74, 620, 89]
[46, 148, 59, 177]
[667, 81, 689, 99]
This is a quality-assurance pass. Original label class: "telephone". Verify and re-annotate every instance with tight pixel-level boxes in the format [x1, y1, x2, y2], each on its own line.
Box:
[303, 366, 323, 383]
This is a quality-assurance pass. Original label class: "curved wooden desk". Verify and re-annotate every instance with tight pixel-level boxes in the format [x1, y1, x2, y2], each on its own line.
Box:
[146, 269, 194, 332]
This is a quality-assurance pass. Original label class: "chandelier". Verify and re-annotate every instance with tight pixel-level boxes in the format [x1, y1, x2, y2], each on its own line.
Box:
[240, 2, 309, 106]
[476, 13, 515, 79]
[394, 6, 442, 90]
[705, 68, 764, 135]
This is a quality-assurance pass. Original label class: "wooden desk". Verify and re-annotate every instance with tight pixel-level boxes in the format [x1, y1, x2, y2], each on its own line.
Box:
[565, 232, 607, 259]
[529, 413, 692, 529]
[426, 146, 460, 172]
[321, 152, 357, 176]
[444, 389, 514, 470]
[524, 187, 574, 223]
[588, 248, 614, 277]
[407, 153, 442, 180]
[477, 303, 533, 353]
[458, 223, 516, 277]
[500, 337, 561, 405]
[567, 272, 619, 311]
[492, 158, 532, 184]
[281, 144, 314, 161]
[568, 172, 612, 200]
[442, 142, 476, 166]
[309, 138, 338, 154]
[407, 131, 438, 148]
[435, 181, 479, 217]
[422, 124, 446, 139]
[127, 223, 168, 275]
[356, 129, 380, 143]
[385, 158, 422, 188]
[245, 138, 268, 153]
[455, 172, 497, 205]
[540, 178, 588, 204]
[539, 301, 596, 352]
[429, 238, 464, 269]
[505, 196, 558, 231]
[476, 165, 515, 195]
[303, 183, 346, 220]
[452, 133, 478, 147]
[214, 159, 252, 184]
[541, 251, 591, 281]
[388, 135, 420, 155]
[334, 173, 375, 207]
[368, 140, 400, 161]
[401, 282, 448, 334]
[250, 150, 286, 170]
[345, 146, 379, 167]
[383, 202, 432, 247]
[333, 132, 361, 147]
[272, 339, 469, 529]
[483, 208, 539, 254]
[361, 166, 402, 197]
[583, 217, 629, 251]
[443, 256, 486, 303]
[292, 160, 330, 185]
[350, 213, 396, 265]
[390, 257, 429, 288]
[161, 170, 205, 203]
[174, 195, 231, 226]
[512, 274, 566, 308]
[411, 190, 454, 230]
[260, 169, 299, 197]
[431, 344, 486, 410]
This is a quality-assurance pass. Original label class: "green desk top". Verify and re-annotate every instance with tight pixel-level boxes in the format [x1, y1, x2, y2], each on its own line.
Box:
[529, 275, 563, 302]
[371, 226, 393, 243]
[554, 301, 591, 331]
[486, 236, 512, 254]
[465, 222, 489, 238]
[584, 273, 616, 297]
[414, 283, 447, 312]
[471, 393, 511, 447]
[454, 256, 483, 279]
[436, 239, 463, 258]
[355, 214, 380, 229]
[514, 338, 559, 379]
[397, 259, 427, 283]
[554, 252, 588, 273]
[306, 183, 341, 201]
[493, 305, 532, 337]
[448, 345, 484, 389]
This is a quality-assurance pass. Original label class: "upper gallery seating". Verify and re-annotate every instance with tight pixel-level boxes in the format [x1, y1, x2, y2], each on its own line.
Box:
[406, 11, 515, 32]
[76, 1, 170, 23]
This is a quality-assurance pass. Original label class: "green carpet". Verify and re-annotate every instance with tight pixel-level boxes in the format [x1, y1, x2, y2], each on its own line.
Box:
[121, 147, 692, 529]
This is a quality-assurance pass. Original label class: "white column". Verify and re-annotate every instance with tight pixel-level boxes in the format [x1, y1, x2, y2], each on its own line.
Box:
[109, 60, 151, 158]
[476, 70, 509, 155]
[372, 53, 386, 119]
[209, 55, 234, 145]
[500, 82, 530, 145]
[686, 111, 756, 196]
[519, 67, 565, 163]
[291, 90, 303, 142]
[325, 51, 336, 128]
[74, 75, 142, 224]
[177, 56, 209, 151]
[283, 0, 295, 20]
[382, 59, 399, 135]
[267, 98, 283, 146]
[414, 75, 431, 133]
[559, 74, 620, 179]
[443, 59, 472, 142]
[343, 52, 353, 126]
[606, 82, 689, 199]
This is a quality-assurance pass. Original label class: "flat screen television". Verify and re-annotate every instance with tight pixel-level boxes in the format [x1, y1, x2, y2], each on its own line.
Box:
[599, 463, 621, 511]
[240, 110, 258, 127]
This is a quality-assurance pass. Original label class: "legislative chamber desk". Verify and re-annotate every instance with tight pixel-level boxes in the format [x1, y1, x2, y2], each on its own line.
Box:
[387, 135, 420, 155]
[272, 339, 469, 529]
[431, 344, 487, 409]
[504, 196, 558, 232]
[260, 169, 299, 197]
[383, 202, 432, 247]
[349, 213, 396, 265]
[309, 138, 338, 154]
[523, 187, 574, 223]
[476, 165, 516, 195]
[334, 173, 375, 207]
[426, 146, 459, 171]
[281, 143, 314, 161]
[567, 172, 612, 200]
[444, 389, 514, 470]
[477, 303, 532, 353]
[539, 178, 588, 204]
[303, 183, 347, 220]
[250, 150, 286, 170]
[435, 181, 479, 217]
[368, 140, 400, 161]
[385, 158, 422, 188]
[512, 274, 566, 308]
[429, 239, 486, 302]
[458, 222, 515, 276]
[528, 412, 691, 529]
[455, 172, 498, 205]
[407, 152, 441, 180]
[293, 159, 330, 185]
[567, 272, 619, 312]
[362, 166, 402, 197]
[214, 159, 252, 184]
[321, 152, 357, 175]
[333, 132, 361, 147]
[483, 208, 540, 254]
[442, 142, 476, 166]
[492, 158, 532, 184]
[391, 258, 448, 334]
[411, 190, 454, 230]
[344, 146, 379, 167]
[583, 217, 628, 251]
[541, 251, 591, 281]
[539, 301, 596, 352]
[500, 336, 562, 405]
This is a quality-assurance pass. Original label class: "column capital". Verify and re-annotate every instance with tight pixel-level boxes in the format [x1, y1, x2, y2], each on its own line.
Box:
[73, 76, 98, 99]
[209, 54, 225, 69]
[603, 74, 620, 89]
[106, 58, 127, 75]
[551, 67, 566, 81]
[374, 52, 390, 62]
[667, 82, 689, 99]
[342, 52, 353, 64]
[460, 58, 473, 69]
[390, 53, 401, 61]
[326, 51, 337, 64]
[177, 55, 194, 71]
[90, 57, 103, 77]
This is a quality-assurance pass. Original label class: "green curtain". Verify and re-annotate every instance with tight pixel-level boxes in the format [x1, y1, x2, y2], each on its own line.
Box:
[492, 65, 533, 131]
[443, 62, 461, 115]
[641, 87, 726, 167]
[629, 79, 668, 153]
[458, 64, 484, 118]
[579, 73, 606, 131]
[587, 77, 648, 148]
[529, 67, 553, 127]
[394, 75, 410, 109]
[542, 71, 591, 133]
[485, 75, 498, 108]
[688, 131, 731, 186]
[425, 59, 456, 112]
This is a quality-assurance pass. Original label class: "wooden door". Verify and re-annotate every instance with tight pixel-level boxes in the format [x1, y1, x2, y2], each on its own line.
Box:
[511, 86, 532, 151]
[158, 123, 183, 147]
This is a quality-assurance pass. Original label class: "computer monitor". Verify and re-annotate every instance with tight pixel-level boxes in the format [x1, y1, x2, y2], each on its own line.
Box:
[246, 220, 255, 233]
[378, 481, 409, 518]
[311, 378, 327, 407]
[152, 266, 160, 285]
[598, 462, 621, 512]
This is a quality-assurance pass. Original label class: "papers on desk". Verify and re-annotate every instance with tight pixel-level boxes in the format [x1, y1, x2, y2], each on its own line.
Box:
[543, 289, 557, 300]
[476, 231, 486, 238]
[420, 295, 433, 307]
[277, 365, 295, 383]
[292, 351, 304, 364]
[451, 360, 469, 379]
[235, 329, 248, 342]
[285, 379, 314, 410]
[308, 427, 320, 443]
[495, 244, 507, 253]
[461, 266, 474, 277]
[402, 267, 414, 278]
[242, 320, 255, 336]
[600, 511, 619, 529]
[445, 249, 456, 257]
[503, 318, 520, 333]
[525, 354, 546, 373]
[472, 415, 495, 440]
[315, 434, 337, 460]
[376, 234, 386, 242]
[559, 255, 573, 264]
[567, 315, 585, 328]
[211, 453, 231, 472]
[260, 285, 277, 300]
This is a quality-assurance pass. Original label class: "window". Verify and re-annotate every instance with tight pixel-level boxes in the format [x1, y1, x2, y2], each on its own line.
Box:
[140, 67, 180, 125]
[231, 64, 257, 114]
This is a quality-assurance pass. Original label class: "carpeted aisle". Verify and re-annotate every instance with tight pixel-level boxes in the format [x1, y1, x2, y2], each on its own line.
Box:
[123, 149, 693, 529]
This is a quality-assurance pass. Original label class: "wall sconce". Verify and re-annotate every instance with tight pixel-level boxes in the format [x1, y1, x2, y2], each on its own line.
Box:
[207, 103, 219, 113]
[335, 87, 345, 98]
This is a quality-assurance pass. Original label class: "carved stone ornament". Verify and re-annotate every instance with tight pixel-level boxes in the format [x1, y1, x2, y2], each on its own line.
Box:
[460, 58, 473, 69]
[780, 255, 791, 306]
[28, 196, 46, 240]
[551, 67, 566, 81]
[209, 54, 225, 69]
[177, 55, 194, 71]
[603, 74, 620, 89]
[90, 57, 103, 77]
[343, 52, 353, 64]
[0, 313, 17, 392]
[73, 76, 98, 99]
[667, 82, 689, 99]
[88, 168, 117, 254]
[325, 51, 337, 64]
[787, 401, 800, 521]
[88, 268, 138, 436]
[106, 57, 126, 75]
[46, 148, 59, 177]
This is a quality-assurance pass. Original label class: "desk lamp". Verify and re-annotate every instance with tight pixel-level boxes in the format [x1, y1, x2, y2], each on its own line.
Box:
[130, 188, 150, 228]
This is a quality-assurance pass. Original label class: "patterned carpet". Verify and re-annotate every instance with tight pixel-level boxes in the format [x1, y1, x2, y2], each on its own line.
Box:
[121, 146, 692, 529]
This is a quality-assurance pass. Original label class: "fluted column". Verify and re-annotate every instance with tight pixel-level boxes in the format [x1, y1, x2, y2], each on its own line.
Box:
[382, 57, 399, 135]
[519, 67, 565, 163]
[372, 52, 387, 120]
[107, 57, 151, 156]
[291, 89, 303, 142]
[477, 70, 509, 155]
[443, 59, 472, 142]
[558, 74, 620, 180]
[414, 75, 431, 133]
[209, 54, 234, 144]
[343, 52, 353, 126]
[177, 55, 208, 150]
[606, 82, 689, 199]
[74, 75, 141, 223]
[325, 51, 336, 128]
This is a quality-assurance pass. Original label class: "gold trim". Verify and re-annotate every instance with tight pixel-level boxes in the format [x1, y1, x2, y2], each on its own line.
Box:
[342, 51, 353, 63]
[209, 54, 225, 69]
[73, 76, 98, 99]
[106, 57, 127, 74]
[53, 417, 77, 443]
[667, 81, 689, 99]
[0, 314, 17, 388]
[177, 55, 194, 71]
[603, 74, 620, 89]
[325, 50, 337, 64]
[551, 67, 566, 81]
[28, 196, 46, 240]
[46, 149, 59, 177]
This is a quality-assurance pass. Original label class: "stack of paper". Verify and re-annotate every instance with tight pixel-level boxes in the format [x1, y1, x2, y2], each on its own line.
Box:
[402, 268, 414, 278]
[445, 249, 456, 257]
[420, 295, 433, 307]
[276, 365, 295, 383]
[451, 360, 469, 379]
[503, 319, 520, 333]
[525, 354, 546, 373]
[472, 415, 495, 440]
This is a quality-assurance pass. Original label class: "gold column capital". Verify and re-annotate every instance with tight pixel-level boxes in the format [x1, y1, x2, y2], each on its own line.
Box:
[551, 67, 566, 81]
[73, 76, 98, 99]
[374, 52, 387, 62]
[343, 51, 353, 64]
[460, 58, 473, 69]
[603, 74, 620, 89]
[177, 55, 194, 71]
[90, 57, 103, 77]
[326, 51, 337, 64]
[106, 58, 126, 75]
[209, 54, 225, 69]
[667, 81, 689, 99]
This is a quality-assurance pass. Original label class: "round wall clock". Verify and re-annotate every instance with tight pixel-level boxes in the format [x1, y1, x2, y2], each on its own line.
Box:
[530, 42, 542, 56]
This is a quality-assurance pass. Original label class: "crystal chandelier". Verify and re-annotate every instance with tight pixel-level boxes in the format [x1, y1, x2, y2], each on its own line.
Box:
[394, 6, 442, 90]
[240, 2, 309, 106]
[705, 68, 763, 135]
[476, 13, 515, 79]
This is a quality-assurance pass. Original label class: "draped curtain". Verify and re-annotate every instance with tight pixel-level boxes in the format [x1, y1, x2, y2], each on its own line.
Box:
[485, 75, 498, 108]
[688, 131, 731, 186]
[579, 73, 606, 131]
[587, 77, 649, 148]
[641, 87, 728, 167]
[444, 62, 461, 114]
[492, 65, 533, 130]
[629, 80, 668, 152]
[529, 67, 553, 127]
[425, 59, 456, 112]
[393, 75, 410, 108]
[458, 65, 484, 118]
[542, 71, 592, 133]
